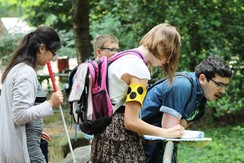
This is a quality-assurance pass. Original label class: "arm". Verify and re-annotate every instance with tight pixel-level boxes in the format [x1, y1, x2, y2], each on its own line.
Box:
[161, 114, 189, 128]
[12, 70, 63, 125]
[122, 74, 184, 138]
[160, 77, 192, 128]
[161, 113, 179, 128]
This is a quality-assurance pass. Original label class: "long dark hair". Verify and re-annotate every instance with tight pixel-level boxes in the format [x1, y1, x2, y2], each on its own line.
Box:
[1, 25, 61, 83]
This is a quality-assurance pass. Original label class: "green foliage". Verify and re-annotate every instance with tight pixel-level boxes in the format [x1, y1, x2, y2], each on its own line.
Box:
[138, 0, 244, 116]
[0, 32, 23, 65]
[57, 30, 76, 58]
[1, 0, 243, 116]
[90, 0, 142, 50]
[178, 124, 244, 163]
[0, 0, 72, 30]
[21, 0, 72, 31]
[89, 1, 244, 118]
[165, 1, 243, 70]
[0, 0, 21, 17]
[90, 13, 136, 51]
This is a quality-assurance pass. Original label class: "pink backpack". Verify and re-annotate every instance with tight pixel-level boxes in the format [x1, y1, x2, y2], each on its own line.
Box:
[68, 50, 146, 135]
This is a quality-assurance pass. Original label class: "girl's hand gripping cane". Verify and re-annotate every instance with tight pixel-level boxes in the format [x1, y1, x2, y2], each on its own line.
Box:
[47, 61, 63, 108]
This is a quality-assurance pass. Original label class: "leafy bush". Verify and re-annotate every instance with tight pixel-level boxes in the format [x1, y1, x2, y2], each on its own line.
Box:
[57, 30, 76, 58]
[0, 32, 23, 65]
[90, 13, 137, 51]
[2, 0, 243, 118]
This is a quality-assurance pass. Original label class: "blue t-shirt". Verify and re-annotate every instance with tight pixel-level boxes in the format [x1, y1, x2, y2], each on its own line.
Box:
[141, 72, 205, 127]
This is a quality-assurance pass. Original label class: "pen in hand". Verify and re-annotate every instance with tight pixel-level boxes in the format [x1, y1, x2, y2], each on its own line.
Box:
[177, 114, 181, 124]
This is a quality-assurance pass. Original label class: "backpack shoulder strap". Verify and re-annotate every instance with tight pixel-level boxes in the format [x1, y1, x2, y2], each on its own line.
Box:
[174, 73, 194, 110]
[147, 72, 194, 112]
[174, 72, 193, 85]
[87, 56, 109, 88]
[147, 72, 193, 91]
[108, 49, 146, 64]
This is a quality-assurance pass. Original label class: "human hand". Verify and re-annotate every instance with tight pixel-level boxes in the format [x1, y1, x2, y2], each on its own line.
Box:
[48, 90, 63, 108]
[41, 131, 52, 141]
[163, 124, 185, 138]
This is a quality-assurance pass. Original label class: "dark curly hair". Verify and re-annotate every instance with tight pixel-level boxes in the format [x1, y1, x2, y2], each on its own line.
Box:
[195, 55, 232, 81]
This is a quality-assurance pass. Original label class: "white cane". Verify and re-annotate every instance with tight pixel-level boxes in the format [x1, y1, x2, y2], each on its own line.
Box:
[47, 61, 76, 163]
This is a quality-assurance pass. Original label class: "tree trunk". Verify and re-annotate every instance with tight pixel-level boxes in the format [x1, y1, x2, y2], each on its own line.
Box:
[72, 0, 92, 64]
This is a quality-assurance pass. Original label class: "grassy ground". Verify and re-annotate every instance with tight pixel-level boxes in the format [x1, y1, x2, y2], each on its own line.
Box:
[178, 124, 244, 163]
[44, 109, 244, 163]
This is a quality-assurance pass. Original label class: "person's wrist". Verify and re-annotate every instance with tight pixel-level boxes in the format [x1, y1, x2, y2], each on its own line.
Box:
[48, 100, 53, 108]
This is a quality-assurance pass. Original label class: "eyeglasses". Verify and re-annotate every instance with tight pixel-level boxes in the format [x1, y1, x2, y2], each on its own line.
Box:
[50, 50, 56, 56]
[210, 79, 228, 89]
[42, 44, 56, 56]
[100, 47, 119, 53]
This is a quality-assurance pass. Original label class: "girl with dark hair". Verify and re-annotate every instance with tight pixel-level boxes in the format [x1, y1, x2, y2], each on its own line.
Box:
[0, 25, 63, 163]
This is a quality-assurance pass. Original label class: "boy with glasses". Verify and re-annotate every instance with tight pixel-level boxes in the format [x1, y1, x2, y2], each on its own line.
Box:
[93, 34, 119, 60]
[141, 55, 232, 163]
[80, 34, 120, 142]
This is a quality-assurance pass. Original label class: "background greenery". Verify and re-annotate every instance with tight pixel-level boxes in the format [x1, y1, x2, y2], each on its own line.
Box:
[1, 0, 243, 119]
[178, 124, 244, 163]
[0, 0, 243, 162]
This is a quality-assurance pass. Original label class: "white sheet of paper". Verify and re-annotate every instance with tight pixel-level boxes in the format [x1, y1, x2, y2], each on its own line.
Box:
[144, 130, 207, 141]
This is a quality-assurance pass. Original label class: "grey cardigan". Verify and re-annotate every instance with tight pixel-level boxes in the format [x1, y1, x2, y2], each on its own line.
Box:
[0, 63, 53, 163]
